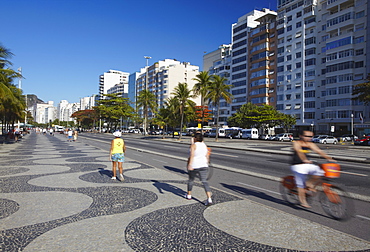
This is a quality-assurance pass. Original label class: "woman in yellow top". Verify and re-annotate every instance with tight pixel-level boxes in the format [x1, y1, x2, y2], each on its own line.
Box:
[110, 131, 126, 181]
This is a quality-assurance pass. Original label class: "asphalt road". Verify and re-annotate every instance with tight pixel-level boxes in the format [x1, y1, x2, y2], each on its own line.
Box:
[78, 132, 370, 242]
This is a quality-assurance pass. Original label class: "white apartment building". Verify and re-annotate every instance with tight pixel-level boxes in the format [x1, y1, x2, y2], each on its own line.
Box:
[276, 0, 369, 135]
[230, 9, 276, 115]
[136, 59, 201, 118]
[203, 44, 232, 126]
[34, 101, 55, 124]
[79, 95, 97, 110]
[57, 100, 80, 122]
[99, 70, 129, 99]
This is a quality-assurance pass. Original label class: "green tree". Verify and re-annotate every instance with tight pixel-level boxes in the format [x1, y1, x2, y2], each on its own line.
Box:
[228, 102, 296, 132]
[192, 71, 212, 129]
[95, 93, 134, 130]
[352, 74, 370, 105]
[0, 44, 25, 132]
[206, 75, 233, 141]
[172, 82, 194, 140]
[136, 90, 157, 135]
[71, 109, 99, 129]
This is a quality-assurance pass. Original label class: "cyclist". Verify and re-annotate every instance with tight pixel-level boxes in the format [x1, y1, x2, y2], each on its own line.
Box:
[291, 130, 335, 208]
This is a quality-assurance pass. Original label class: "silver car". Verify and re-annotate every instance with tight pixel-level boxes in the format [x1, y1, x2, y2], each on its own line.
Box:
[318, 136, 338, 144]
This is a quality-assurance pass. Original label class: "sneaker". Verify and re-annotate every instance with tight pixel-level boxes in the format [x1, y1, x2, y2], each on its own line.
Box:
[111, 177, 116, 180]
[119, 174, 124, 181]
[205, 198, 213, 206]
[185, 194, 192, 200]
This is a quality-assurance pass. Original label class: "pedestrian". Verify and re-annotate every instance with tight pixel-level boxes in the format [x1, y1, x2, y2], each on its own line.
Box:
[186, 132, 213, 206]
[49, 128, 54, 136]
[109, 131, 126, 181]
[67, 129, 73, 142]
[73, 130, 78, 142]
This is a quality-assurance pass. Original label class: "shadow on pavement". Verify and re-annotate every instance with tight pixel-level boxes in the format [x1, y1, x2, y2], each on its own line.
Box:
[163, 166, 188, 175]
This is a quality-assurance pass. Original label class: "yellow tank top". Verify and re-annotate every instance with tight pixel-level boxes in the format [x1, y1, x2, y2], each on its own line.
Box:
[112, 138, 124, 154]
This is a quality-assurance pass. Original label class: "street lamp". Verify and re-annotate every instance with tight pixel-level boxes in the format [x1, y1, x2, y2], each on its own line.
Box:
[351, 113, 354, 135]
[143, 56, 151, 135]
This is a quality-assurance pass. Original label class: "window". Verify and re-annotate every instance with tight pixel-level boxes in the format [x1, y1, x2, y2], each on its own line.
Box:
[287, 15, 292, 22]
[355, 11, 365, 19]
[277, 47, 284, 54]
[277, 66, 284, 72]
[287, 74, 292, 80]
[296, 21, 302, 28]
[338, 86, 350, 94]
[296, 11, 302, 18]
[287, 25, 292, 31]
[287, 84, 292, 90]
[296, 52, 302, 58]
[305, 58, 316, 66]
[286, 94, 291, 100]
[295, 83, 301, 89]
[305, 70, 315, 77]
[354, 74, 363, 80]
[296, 62, 302, 68]
[305, 90, 315, 98]
[295, 93, 301, 99]
[296, 42, 301, 49]
[305, 101, 315, 108]
[287, 65, 292, 71]
[305, 48, 316, 56]
[355, 61, 364, 68]
[287, 55, 292, 61]
[278, 56, 284, 63]
[296, 73, 302, 79]
[286, 104, 292, 110]
[354, 36, 364, 44]
[304, 112, 315, 119]
[355, 23, 365, 31]
[326, 87, 337, 95]
[338, 111, 350, 118]
[305, 37, 316, 46]
[355, 49, 364, 55]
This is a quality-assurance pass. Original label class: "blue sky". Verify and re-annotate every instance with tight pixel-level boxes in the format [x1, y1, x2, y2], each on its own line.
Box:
[2, 0, 275, 103]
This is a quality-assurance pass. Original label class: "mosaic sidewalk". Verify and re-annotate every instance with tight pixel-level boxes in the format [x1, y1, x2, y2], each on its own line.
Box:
[0, 133, 369, 251]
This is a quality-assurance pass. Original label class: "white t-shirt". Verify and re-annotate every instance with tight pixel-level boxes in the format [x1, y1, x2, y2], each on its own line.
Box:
[191, 142, 209, 169]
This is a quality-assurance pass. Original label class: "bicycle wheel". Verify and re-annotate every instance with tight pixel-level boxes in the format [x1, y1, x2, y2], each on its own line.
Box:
[280, 183, 300, 205]
[319, 185, 351, 220]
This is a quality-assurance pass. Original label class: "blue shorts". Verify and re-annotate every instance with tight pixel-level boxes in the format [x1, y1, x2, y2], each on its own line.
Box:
[111, 153, 124, 162]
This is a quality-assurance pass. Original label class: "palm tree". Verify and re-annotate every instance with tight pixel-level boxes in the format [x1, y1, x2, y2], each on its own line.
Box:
[172, 82, 193, 140]
[0, 45, 24, 133]
[353, 74, 370, 105]
[192, 71, 212, 130]
[206, 75, 233, 141]
[136, 90, 157, 135]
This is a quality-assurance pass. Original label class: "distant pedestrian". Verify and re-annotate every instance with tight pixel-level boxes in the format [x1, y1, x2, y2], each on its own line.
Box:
[110, 131, 126, 181]
[186, 132, 213, 206]
[49, 128, 54, 136]
[67, 129, 73, 142]
[73, 130, 78, 141]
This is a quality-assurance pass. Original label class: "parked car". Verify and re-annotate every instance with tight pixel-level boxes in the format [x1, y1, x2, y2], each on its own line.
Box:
[268, 135, 277, 141]
[317, 135, 338, 144]
[312, 135, 328, 143]
[275, 133, 293, 142]
[338, 134, 358, 142]
[354, 136, 370, 146]
[259, 134, 272, 140]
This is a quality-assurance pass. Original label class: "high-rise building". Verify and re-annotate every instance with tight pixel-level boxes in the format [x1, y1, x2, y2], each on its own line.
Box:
[79, 95, 97, 110]
[136, 59, 201, 119]
[203, 44, 232, 126]
[99, 70, 129, 99]
[34, 101, 55, 124]
[276, 0, 369, 135]
[230, 9, 276, 115]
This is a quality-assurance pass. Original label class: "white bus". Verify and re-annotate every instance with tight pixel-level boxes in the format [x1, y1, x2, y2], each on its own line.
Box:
[208, 128, 226, 138]
[242, 128, 259, 139]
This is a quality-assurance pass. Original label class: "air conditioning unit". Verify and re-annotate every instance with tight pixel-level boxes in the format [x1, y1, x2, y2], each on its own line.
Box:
[287, 80, 291, 82]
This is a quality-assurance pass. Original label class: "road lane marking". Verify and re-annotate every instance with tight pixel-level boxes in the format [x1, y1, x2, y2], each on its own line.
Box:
[356, 215, 370, 221]
[340, 171, 368, 177]
[236, 182, 280, 195]
[153, 159, 167, 163]
[212, 152, 238, 158]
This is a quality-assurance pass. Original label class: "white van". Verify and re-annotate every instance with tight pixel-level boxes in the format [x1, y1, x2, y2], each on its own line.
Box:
[208, 128, 226, 138]
[242, 128, 259, 139]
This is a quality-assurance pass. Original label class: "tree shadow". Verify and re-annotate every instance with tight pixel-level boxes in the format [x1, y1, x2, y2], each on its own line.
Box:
[163, 166, 187, 175]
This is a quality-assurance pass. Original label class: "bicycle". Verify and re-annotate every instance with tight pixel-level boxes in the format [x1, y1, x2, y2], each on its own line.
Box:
[280, 162, 352, 220]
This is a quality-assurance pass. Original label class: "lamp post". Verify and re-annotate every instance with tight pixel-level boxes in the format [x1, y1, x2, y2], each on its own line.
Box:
[351, 113, 354, 135]
[311, 121, 314, 133]
[143, 56, 151, 135]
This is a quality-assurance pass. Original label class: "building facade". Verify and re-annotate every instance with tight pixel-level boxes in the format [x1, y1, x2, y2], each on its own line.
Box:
[99, 70, 129, 99]
[135, 59, 201, 119]
[276, 0, 369, 135]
